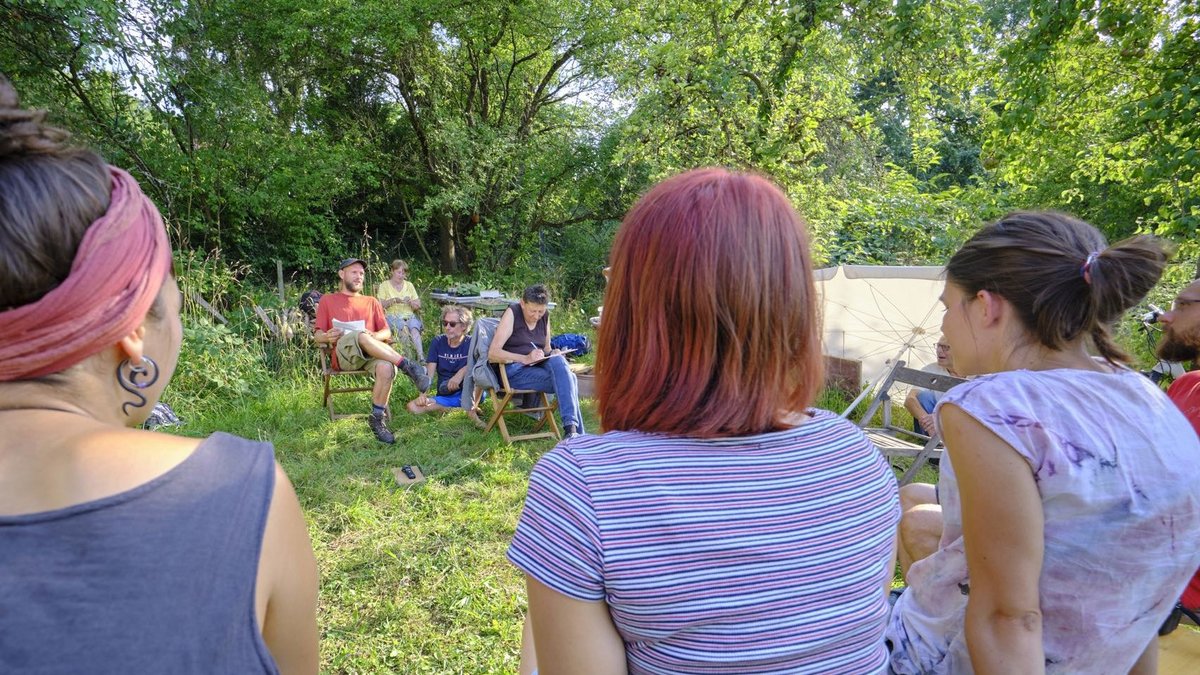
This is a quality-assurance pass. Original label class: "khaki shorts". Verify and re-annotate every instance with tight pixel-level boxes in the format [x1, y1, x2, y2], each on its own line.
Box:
[335, 331, 389, 374]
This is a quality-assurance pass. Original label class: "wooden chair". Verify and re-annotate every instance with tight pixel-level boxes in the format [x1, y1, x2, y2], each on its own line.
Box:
[482, 364, 561, 444]
[318, 343, 388, 421]
[462, 317, 561, 444]
[845, 360, 967, 485]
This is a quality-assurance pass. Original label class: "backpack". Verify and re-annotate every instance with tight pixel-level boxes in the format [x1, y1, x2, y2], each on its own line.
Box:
[550, 333, 590, 357]
[299, 290, 322, 321]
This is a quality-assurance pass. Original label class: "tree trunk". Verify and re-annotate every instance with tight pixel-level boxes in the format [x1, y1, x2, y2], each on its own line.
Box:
[439, 214, 457, 274]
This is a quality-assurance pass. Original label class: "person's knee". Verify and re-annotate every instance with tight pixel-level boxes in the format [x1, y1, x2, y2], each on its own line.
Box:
[375, 361, 395, 383]
[899, 482, 937, 512]
[899, 505, 943, 545]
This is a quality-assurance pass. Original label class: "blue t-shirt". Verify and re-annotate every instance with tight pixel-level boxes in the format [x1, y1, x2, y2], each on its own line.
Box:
[426, 334, 470, 384]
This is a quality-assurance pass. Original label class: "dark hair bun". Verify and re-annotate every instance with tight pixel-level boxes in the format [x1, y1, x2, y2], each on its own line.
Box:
[0, 76, 71, 159]
[1088, 235, 1170, 325]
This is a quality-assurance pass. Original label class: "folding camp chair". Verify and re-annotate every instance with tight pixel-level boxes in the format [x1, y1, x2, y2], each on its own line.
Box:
[845, 360, 967, 485]
[462, 318, 561, 444]
[318, 340, 394, 421]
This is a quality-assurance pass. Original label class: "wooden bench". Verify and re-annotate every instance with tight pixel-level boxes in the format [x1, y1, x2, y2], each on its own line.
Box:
[845, 361, 967, 484]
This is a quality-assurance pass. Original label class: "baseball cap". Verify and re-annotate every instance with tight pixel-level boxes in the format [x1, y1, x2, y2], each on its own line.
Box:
[338, 258, 367, 270]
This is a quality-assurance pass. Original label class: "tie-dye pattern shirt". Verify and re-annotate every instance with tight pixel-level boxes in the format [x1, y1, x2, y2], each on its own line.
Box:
[887, 365, 1200, 674]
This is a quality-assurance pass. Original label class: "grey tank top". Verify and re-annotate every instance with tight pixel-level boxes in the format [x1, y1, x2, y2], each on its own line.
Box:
[501, 302, 548, 356]
[0, 432, 279, 674]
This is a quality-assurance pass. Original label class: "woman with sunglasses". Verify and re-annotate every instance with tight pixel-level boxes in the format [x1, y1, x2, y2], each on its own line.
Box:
[0, 78, 318, 671]
[407, 305, 482, 418]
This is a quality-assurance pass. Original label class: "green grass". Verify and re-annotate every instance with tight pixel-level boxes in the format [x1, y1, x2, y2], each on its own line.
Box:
[170, 341, 935, 672]
[175, 363, 588, 673]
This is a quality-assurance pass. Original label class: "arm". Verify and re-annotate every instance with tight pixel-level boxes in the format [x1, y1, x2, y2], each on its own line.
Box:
[313, 300, 341, 345]
[257, 463, 320, 674]
[489, 309, 540, 364]
[369, 299, 391, 342]
[446, 364, 467, 392]
[904, 389, 936, 435]
[526, 575, 627, 675]
[405, 283, 421, 311]
[940, 404, 1045, 675]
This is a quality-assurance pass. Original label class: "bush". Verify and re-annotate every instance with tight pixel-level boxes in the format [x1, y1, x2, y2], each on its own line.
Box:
[171, 319, 268, 411]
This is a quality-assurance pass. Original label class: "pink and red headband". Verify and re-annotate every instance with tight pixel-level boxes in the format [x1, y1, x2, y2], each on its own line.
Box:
[0, 166, 172, 381]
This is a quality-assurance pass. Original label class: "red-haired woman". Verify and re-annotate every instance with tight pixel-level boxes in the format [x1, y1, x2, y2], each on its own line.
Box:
[507, 168, 900, 674]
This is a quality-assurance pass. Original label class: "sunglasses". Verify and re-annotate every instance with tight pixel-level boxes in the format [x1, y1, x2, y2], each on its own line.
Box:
[442, 320, 462, 327]
[935, 344, 950, 352]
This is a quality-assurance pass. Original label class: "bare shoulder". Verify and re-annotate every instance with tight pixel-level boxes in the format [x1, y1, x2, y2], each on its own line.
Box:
[0, 428, 207, 515]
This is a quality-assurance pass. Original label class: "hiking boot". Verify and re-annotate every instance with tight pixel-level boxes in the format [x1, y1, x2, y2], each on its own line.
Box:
[563, 425, 580, 440]
[398, 357, 431, 393]
[368, 412, 395, 444]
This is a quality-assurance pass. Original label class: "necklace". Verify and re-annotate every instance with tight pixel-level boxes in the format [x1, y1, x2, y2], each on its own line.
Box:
[0, 406, 93, 418]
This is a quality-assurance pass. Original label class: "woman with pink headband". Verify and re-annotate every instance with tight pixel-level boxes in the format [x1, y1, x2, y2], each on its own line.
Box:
[0, 78, 318, 672]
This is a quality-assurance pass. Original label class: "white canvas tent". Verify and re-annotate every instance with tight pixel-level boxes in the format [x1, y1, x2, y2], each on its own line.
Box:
[816, 265, 946, 386]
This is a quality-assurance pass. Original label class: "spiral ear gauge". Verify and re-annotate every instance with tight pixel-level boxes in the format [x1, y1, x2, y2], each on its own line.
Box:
[117, 356, 160, 416]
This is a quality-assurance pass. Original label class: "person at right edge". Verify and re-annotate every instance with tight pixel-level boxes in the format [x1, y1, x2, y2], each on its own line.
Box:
[1156, 277, 1200, 631]
[887, 211, 1200, 674]
[0, 77, 318, 671]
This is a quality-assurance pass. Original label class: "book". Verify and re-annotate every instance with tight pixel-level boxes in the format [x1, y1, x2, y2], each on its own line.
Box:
[333, 318, 366, 332]
[527, 347, 576, 365]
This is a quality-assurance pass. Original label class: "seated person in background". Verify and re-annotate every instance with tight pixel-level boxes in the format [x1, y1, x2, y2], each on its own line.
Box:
[376, 259, 424, 360]
[903, 338, 959, 435]
[887, 212, 1200, 675]
[407, 305, 484, 420]
[488, 284, 584, 439]
[315, 258, 430, 444]
[509, 168, 899, 674]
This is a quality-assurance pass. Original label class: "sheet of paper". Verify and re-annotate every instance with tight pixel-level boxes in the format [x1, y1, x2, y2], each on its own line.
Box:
[333, 318, 366, 332]
[528, 347, 576, 365]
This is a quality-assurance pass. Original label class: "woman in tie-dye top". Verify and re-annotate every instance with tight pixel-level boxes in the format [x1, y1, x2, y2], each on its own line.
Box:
[887, 212, 1200, 674]
[508, 169, 900, 674]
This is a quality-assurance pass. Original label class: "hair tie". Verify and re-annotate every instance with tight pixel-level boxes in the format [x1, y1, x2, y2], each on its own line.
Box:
[1081, 250, 1101, 285]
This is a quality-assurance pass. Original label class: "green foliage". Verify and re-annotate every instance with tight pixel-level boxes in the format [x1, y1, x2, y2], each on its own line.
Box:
[172, 319, 268, 410]
[3, 0, 1197, 293]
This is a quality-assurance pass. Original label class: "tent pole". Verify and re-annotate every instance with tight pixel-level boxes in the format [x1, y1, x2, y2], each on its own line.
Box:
[839, 338, 919, 419]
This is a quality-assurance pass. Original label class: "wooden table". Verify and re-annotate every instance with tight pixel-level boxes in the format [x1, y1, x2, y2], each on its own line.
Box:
[430, 293, 556, 317]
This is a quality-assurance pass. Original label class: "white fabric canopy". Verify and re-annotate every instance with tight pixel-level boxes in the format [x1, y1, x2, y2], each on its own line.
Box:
[817, 265, 946, 385]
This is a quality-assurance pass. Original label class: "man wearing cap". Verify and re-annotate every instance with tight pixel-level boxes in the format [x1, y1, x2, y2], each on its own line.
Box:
[314, 258, 431, 443]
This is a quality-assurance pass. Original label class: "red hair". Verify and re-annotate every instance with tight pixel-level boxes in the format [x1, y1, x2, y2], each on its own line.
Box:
[596, 168, 823, 437]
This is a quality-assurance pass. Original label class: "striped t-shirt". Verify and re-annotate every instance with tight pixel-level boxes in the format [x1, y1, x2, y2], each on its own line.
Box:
[507, 409, 900, 674]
